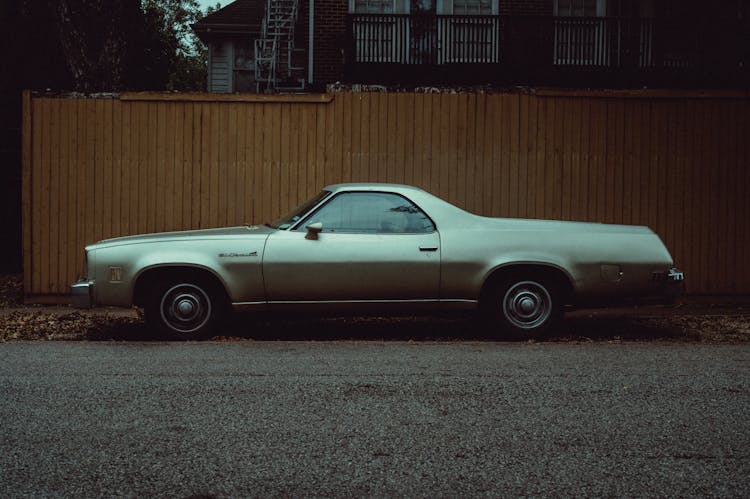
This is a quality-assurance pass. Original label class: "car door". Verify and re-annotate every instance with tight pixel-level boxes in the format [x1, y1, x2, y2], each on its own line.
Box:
[262, 191, 440, 307]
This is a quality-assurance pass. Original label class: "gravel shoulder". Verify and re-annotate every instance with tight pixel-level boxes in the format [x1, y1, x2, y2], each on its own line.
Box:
[1, 273, 749, 342]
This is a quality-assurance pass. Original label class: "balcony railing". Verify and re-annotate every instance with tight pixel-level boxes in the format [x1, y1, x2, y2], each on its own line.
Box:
[346, 14, 748, 86]
[349, 14, 501, 64]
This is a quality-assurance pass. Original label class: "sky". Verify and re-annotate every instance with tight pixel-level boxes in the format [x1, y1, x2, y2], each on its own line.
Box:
[197, 0, 225, 14]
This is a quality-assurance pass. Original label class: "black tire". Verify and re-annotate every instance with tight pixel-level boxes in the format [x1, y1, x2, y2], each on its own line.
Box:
[144, 277, 227, 340]
[484, 276, 562, 339]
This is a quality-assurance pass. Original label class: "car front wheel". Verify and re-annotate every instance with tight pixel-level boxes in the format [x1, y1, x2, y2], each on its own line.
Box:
[486, 277, 562, 339]
[145, 279, 226, 340]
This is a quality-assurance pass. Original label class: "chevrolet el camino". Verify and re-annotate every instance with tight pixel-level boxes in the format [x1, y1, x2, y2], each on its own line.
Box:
[71, 183, 683, 339]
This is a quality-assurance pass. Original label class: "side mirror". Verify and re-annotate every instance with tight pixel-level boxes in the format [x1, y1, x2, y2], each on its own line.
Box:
[305, 222, 323, 240]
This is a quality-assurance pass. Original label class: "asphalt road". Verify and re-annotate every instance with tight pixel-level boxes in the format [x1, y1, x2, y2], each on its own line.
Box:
[1, 342, 749, 498]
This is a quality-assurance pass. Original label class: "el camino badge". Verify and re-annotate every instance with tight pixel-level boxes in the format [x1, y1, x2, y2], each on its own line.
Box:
[219, 251, 258, 258]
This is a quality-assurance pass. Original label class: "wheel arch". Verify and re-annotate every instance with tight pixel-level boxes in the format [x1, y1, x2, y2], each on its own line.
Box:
[479, 263, 575, 308]
[132, 265, 230, 308]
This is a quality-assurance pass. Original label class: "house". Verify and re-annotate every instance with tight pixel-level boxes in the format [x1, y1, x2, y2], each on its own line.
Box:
[193, 0, 750, 92]
[191, 0, 266, 92]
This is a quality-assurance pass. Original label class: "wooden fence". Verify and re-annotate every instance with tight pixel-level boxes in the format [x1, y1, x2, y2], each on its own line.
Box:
[22, 89, 750, 301]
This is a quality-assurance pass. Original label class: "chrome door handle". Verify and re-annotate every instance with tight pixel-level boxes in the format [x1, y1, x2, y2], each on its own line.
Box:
[419, 246, 438, 252]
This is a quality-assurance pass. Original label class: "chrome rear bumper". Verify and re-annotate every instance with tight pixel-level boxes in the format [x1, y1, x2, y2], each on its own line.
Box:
[667, 268, 685, 282]
[664, 268, 685, 302]
[70, 280, 94, 308]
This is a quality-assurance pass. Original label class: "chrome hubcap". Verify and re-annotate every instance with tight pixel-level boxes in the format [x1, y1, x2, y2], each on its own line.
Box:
[502, 281, 552, 330]
[160, 284, 212, 334]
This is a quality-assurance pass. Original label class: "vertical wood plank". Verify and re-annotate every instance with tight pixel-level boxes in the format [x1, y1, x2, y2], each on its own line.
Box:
[66, 101, 80, 281]
[517, 94, 530, 218]
[393, 93, 404, 185]
[251, 104, 263, 223]
[39, 99, 51, 293]
[21, 91, 33, 296]
[342, 93, 353, 184]
[92, 99, 104, 244]
[627, 102, 642, 225]
[279, 103, 291, 214]
[57, 100, 71, 292]
[76, 100, 89, 276]
[111, 99, 122, 238]
[287, 102, 300, 207]
[190, 103, 202, 228]
[693, 101, 707, 292]
[48, 99, 60, 293]
[375, 94, 386, 182]
[298, 104, 312, 200]
[564, 97, 575, 221]
[501, 94, 514, 217]
[402, 93, 415, 188]
[455, 93, 468, 209]
[101, 99, 113, 242]
[324, 98, 335, 189]
[226, 102, 239, 224]
[548, 97, 563, 219]
[477, 94, 490, 214]
[120, 101, 132, 237]
[172, 103, 184, 229]
[421, 94, 433, 193]
[706, 102, 720, 293]
[332, 94, 351, 186]
[364, 94, 380, 182]
[429, 94, 441, 195]
[464, 93, 476, 214]
[577, 98, 590, 221]
[31, 99, 43, 294]
[534, 96, 547, 219]
[350, 95, 363, 182]
[236, 104, 250, 223]
[490, 95, 502, 216]
[218, 103, 230, 227]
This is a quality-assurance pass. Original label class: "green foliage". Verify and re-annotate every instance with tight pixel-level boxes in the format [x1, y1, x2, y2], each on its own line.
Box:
[0, 0, 216, 93]
[141, 0, 208, 91]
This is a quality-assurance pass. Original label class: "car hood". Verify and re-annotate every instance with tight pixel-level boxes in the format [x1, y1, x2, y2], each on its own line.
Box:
[86, 225, 276, 250]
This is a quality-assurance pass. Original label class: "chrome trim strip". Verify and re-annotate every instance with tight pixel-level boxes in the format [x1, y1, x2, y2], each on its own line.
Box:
[267, 299, 441, 305]
[233, 299, 478, 305]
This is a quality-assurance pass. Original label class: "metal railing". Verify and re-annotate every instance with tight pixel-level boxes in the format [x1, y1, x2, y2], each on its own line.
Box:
[347, 13, 747, 76]
[349, 14, 501, 64]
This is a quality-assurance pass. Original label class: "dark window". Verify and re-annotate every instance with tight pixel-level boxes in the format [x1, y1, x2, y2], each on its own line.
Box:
[270, 190, 332, 229]
[233, 42, 255, 92]
[301, 192, 435, 234]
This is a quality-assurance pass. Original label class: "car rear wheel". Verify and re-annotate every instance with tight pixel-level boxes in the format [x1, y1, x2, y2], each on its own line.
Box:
[485, 277, 562, 339]
[145, 278, 226, 340]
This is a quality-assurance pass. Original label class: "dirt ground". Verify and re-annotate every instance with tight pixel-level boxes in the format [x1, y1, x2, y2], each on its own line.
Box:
[2, 273, 749, 342]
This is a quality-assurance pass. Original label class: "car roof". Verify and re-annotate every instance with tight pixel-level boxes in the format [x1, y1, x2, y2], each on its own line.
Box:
[322, 183, 428, 196]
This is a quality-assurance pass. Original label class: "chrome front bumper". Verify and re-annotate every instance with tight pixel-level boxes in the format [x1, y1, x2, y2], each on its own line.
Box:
[70, 279, 94, 308]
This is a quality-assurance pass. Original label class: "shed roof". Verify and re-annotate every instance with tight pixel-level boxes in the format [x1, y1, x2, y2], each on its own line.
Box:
[192, 0, 264, 42]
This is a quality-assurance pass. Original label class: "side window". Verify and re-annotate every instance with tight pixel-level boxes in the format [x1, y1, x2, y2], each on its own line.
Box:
[301, 192, 435, 234]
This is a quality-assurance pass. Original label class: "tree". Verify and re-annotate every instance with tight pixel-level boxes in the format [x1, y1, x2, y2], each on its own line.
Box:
[139, 0, 209, 91]
[0, 0, 212, 93]
[0, 0, 215, 272]
[56, 0, 145, 92]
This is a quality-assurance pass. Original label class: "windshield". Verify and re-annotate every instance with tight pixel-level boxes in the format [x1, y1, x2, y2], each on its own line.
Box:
[269, 190, 332, 229]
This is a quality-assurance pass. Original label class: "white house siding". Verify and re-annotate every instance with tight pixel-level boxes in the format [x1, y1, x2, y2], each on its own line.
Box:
[209, 41, 233, 92]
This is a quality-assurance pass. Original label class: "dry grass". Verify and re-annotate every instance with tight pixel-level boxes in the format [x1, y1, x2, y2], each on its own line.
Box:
[0, 274, 22, 308]
[1, 309, 748, 343]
